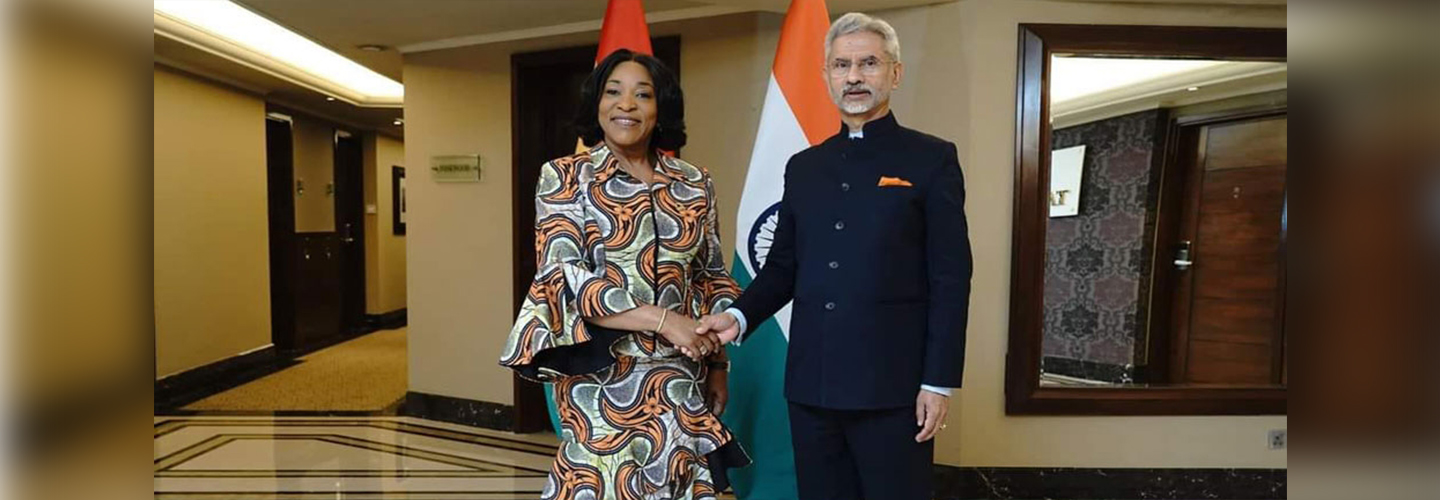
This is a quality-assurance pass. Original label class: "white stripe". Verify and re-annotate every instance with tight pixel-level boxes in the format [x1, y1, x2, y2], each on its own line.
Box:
[735, 75, 811, 341]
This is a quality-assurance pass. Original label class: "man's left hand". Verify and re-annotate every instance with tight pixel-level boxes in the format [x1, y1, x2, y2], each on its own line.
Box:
[915, 390, 949, 442]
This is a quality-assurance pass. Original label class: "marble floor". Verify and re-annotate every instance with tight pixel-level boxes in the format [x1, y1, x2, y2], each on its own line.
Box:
[154, 415, 564, 499]
[154, 415, 1252, 499]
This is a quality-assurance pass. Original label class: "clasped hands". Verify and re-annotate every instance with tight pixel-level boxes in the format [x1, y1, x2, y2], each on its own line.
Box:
[660, 312, 742, 360]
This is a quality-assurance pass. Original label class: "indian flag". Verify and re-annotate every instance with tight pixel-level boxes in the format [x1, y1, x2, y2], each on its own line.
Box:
[722, 0, 838, 498]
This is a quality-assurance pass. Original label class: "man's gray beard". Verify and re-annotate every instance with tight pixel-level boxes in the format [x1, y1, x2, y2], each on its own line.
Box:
[840, 100, 874, 114]
[832, 87, 886, 115]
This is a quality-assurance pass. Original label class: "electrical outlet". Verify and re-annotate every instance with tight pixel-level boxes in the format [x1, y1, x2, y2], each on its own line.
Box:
[1268, 429, 1286, 450]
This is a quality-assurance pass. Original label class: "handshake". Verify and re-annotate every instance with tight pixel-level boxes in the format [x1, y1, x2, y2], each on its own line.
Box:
[662, 311, 743, 360]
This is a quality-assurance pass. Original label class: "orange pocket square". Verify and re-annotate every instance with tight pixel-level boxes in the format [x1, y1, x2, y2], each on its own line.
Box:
[878, 176, 913, 187]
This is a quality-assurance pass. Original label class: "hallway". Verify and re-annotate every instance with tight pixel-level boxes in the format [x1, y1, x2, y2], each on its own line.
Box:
[182, 329, 408, 412]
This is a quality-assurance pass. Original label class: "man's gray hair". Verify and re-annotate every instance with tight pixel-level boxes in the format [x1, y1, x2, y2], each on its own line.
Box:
[825, 12, 901, 63]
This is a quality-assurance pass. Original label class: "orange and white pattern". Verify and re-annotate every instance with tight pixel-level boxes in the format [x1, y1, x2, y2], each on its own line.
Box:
[501, 144, 746, 499]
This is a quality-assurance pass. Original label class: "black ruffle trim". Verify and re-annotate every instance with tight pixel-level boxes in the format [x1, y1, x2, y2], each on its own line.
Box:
[706, 438, 753, 492]
[511, 322, 629, 382]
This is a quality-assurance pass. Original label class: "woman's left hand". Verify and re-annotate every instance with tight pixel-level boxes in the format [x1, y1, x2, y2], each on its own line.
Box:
[705, 365, 729, 417]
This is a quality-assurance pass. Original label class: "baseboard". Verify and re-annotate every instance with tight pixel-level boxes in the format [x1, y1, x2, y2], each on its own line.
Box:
[364, 308, 407, 332]
[932, 464, 1286, 499]
[155, 345, 298, 411]
[401, 391, 514, 432]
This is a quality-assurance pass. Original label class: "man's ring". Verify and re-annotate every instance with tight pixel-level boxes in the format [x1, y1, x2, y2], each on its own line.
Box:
[940, 424, 948, 429]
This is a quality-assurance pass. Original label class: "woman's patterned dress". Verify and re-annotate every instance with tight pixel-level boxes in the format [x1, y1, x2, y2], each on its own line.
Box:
[500, 144, 750, 500]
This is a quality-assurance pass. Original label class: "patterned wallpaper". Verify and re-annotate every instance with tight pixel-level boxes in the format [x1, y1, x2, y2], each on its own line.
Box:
[1043, 110, 1166, 378]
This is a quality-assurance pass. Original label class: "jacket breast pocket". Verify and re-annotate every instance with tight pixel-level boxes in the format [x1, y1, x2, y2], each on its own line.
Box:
[866, 183, 923, 228]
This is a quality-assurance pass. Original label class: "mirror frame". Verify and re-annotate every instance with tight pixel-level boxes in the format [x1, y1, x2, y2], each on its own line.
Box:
[1007, 24, 1287, 415]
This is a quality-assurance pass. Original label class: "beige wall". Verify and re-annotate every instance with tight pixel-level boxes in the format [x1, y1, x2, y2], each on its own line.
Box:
[292, 114, 337, 233]
[403, 0, 1285, 468]
[364, 133, 409, 314]
[404, 44, 519, 404]
[154, 67, 272, 378]
[17, 10, 149, 410]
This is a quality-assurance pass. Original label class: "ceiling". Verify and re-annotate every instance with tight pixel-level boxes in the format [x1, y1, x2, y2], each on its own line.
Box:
[154, 0, 1285, 136]
[155, 31, 406, 138]
[1050, 56, 1287, 128]
[224, 0, 1286, 81]
[235, 0, 711, 81]
[155, 0, 944, 136]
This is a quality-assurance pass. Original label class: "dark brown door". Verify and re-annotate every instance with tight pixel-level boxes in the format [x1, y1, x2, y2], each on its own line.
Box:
[509, 38, 681, 432]
[334, 131, 367, 335]
[266, 117, 298, 351]
[1169, 114, 1287, 385]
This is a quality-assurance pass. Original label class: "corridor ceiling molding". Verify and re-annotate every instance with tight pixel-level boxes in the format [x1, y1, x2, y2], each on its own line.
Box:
[1050, 57, 1287, 128]
[153, 0, 403, 107]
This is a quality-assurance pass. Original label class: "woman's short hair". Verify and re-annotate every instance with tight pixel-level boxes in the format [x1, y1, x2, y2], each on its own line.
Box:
[574, 49, 686, 151]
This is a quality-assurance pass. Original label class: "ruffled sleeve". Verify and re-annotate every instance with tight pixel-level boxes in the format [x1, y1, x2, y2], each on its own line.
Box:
[500, 158, 643, 381]
[688, 174, 741, 316]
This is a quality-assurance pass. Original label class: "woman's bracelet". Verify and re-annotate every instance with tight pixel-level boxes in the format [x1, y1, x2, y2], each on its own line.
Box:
[654, 308, 668, 334]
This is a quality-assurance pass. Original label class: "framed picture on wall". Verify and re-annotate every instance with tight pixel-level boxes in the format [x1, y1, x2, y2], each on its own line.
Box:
[1049, 145, 1085, 218]
[392, 166, 406, 235]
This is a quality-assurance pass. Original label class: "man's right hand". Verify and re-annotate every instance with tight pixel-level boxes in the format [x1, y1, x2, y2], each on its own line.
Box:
[696, 313, 741, 344]
[660, 314, 719, 360]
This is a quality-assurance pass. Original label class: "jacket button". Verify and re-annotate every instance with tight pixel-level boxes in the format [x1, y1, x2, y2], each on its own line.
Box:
[834, 221, 846, 231]
[824, 302, 836, 311]
[828, 261, 839, 269]
[841, 153, 848, 160]
[841, 182, 850, 192]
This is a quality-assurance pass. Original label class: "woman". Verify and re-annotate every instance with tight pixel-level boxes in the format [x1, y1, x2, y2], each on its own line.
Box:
[500, 49, 749, 500]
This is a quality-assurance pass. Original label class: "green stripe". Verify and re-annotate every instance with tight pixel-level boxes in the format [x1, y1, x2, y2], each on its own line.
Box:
[722, 254, 799, 500]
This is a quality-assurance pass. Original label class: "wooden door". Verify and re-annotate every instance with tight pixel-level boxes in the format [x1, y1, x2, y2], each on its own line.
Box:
[1170, 114, 1287, 385]
[334, 132, 366, 335]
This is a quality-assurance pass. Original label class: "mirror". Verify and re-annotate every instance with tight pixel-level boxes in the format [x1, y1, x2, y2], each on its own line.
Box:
[1008, 25, 1286, 414]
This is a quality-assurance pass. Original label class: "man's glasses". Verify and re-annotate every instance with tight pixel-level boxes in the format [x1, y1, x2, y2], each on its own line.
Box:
[827, 56, 893, 77]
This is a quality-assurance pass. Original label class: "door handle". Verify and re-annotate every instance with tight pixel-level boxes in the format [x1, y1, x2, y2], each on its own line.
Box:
[342, 223, 355, 243]
[1174, 240, 1193, 271]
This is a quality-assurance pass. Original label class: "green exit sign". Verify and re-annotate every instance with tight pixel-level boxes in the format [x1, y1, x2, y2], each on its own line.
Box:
[430, 155, 483, 182]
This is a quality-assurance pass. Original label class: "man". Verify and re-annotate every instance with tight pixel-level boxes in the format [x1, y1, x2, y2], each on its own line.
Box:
[695, 12, 972, 500]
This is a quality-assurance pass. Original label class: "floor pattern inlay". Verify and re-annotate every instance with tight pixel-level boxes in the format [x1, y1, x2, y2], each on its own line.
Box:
[154, 416, 560, 499]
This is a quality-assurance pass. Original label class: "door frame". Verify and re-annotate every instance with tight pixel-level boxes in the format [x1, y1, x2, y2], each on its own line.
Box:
[266, 114, 298, 352]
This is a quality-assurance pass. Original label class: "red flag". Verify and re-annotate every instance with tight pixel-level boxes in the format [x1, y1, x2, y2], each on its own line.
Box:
[596, 0, 653, 63]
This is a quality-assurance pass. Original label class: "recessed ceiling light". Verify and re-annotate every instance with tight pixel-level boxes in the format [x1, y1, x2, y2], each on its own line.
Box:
[154, 0, 402, 100]
[393, 119, 404, 126]
[1187, 86, 1200, 91]
[325, 96, 336, 101]
[358, 44, 388, 52]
